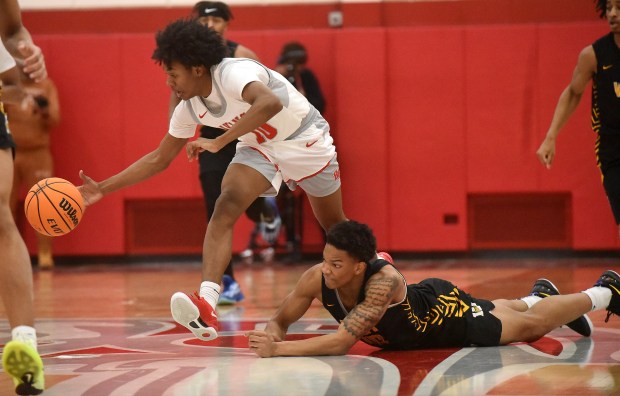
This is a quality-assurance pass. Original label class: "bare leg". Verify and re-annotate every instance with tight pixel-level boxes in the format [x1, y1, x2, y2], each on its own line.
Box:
[0, 149, 35, 329]
[492, 292, 592, 345]
[201, 163, 272, 282]
[306, 187, 347, 232]
[492, 298, 528, 312]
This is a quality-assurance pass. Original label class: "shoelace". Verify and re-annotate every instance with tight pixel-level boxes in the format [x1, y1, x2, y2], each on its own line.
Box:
[597, 274, 617, 323]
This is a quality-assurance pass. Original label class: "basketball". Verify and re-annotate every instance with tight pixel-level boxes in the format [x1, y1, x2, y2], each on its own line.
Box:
[24, 177, 84, 237]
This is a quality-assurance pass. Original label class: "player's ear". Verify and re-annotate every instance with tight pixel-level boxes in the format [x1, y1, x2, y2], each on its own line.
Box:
[193, 66, 205, 77]
[354, 262, 365, 275]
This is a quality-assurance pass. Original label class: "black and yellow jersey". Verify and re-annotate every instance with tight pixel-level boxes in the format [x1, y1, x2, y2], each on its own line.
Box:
[592, 33, 620, 134]
[321, 259, 499, 350]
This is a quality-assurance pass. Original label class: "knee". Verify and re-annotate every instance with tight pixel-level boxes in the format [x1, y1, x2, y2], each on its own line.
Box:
[519, 313, 552, 342]
[0, 205, 16, 232]
[212, 191, 248, 224]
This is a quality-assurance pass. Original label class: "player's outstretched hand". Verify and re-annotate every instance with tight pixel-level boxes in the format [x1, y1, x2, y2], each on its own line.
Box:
[186, 137, 221, 161]
[17, 41, 47, 82]
[246, 330, 279, 358]
[77, 170, 103, 207]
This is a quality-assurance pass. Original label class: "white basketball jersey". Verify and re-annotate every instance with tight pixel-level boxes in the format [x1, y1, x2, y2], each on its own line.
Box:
[0, 40, 16, 74]
[169, 58, 326, 145]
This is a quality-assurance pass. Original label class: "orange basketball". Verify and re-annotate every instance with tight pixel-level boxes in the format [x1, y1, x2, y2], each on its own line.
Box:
[24, 177, 84, 237]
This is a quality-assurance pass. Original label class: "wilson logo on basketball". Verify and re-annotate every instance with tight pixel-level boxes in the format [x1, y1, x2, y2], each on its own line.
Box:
[59, 198, 80, 226]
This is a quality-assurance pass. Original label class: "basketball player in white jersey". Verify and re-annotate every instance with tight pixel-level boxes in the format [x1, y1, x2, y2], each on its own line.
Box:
[77, 19, 347, 341]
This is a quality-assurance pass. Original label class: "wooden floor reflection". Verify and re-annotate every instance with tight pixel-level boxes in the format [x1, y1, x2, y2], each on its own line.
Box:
[1, 255, 619, 395]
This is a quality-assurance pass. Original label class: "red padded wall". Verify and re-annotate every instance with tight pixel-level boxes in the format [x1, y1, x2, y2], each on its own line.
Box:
[333, 29, 390, 249]
[40, 36, 126, 254]
[465, 25, 540, 191]
[387, 27, 468, 251]
[119, 34, 201, 200]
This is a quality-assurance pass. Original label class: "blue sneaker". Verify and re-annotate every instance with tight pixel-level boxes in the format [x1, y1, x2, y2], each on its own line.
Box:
[218, 275, 245, 305]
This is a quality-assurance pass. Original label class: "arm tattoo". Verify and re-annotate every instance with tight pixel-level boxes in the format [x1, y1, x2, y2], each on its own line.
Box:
[342, 275, 400, 338]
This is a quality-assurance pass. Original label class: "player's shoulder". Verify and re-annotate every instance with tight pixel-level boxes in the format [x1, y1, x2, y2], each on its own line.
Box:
[576, 44, 597, 71]
[369, 262, 401, 282]
[234, 44, 259, 61]
[304, 263, 324, 281]
[218, 57, 265, 73]
[293, 263, 323, 298]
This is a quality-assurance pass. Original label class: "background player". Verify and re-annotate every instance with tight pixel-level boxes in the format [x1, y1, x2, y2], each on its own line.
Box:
[536, 0, 620, 236]
[7, 73, 60, 269]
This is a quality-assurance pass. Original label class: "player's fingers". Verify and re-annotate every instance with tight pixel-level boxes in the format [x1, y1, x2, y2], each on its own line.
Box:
[18, 42, 47, 81]
[79, 170, 95, 185]
[545, 154, 553, 169]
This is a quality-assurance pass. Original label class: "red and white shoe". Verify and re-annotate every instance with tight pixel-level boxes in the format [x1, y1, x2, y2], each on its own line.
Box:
[170, 292, 219, 341]
[376, 252, 394, 264]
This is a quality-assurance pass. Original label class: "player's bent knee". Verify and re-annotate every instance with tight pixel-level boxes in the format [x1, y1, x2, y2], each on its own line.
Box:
[213, 191, 251, 223]
[520, 315, 552, 341]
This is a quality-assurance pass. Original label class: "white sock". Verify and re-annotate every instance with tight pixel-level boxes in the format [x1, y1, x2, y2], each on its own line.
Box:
[583, 287, 612, 311]
[199, 281, 221, 310]
[12, 325, 38, 351]
[520, 295, 542, 308]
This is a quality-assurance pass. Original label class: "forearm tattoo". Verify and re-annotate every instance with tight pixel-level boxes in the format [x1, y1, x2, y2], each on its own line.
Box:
[342, 276, 399, 338]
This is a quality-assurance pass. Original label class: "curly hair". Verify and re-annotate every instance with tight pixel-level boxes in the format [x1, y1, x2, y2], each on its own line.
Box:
[595, 0, 607, 18]
[326, 220, 377, 263]
[152, 18, 227, 69]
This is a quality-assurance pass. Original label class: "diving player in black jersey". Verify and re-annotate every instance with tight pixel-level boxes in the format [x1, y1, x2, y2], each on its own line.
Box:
[247, 221, 620, 357]
[537, 0, 620, 237]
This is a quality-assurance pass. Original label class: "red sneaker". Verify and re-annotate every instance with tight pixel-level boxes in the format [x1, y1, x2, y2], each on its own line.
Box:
[377, 252, 394, 264]
[170, 292, 219, 341]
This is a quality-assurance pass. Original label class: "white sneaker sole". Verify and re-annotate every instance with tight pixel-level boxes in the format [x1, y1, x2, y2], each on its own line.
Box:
[170, 292, 218, 341]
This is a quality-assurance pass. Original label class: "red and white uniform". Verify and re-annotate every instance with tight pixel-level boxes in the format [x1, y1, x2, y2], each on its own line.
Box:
[169, 58, 338, 195]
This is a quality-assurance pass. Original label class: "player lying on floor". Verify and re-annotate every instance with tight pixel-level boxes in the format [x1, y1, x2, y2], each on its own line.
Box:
[246, 220, 619, 357]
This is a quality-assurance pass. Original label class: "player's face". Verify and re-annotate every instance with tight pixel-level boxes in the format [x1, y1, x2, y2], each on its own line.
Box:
[608, 0, 620, 32]
[198, 16, 228, 36]
[321, 244, 363, 290]
[164, 62, 201, 100]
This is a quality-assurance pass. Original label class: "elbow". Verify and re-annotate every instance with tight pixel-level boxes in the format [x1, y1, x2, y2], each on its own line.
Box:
[156, 158, 173, 172]
[265, 96, 283, 116]
[150, 154, 174, 173]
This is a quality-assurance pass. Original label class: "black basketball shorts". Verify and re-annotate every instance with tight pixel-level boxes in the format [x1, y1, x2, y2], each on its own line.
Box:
[0, 110, 16, 155]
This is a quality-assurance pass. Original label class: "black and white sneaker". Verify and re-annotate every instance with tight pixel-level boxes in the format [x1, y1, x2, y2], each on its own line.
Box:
[529, 278, 593, 337]
[593, 270, 620, 322]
